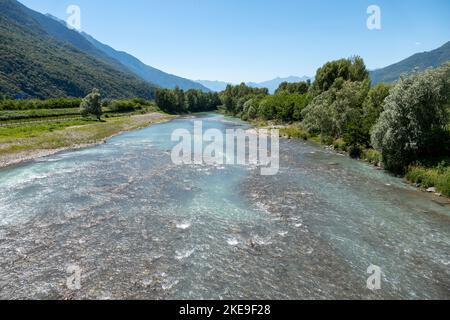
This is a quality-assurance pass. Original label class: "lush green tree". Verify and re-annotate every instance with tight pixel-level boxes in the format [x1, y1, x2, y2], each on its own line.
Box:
[80, 88, 102, 120]
[362, 83, 392, 140]
[155, 89, 177, 114]
[371, 63, 450, 173]
[302, 79, 370, 142]
[155, 88, 221, 114]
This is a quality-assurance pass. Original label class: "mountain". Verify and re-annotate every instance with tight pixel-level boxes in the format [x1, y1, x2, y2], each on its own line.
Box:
[370, 41, 450, 85]
[43, 13, 209, 92]
[196, 80, 232, 92]
[0, 0, 156, 99]
[247, 76, 311, 93]
[80, 32, 210, 92]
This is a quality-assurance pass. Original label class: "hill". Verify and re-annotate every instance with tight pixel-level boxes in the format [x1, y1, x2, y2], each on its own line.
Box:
[247, 76, 311, 93]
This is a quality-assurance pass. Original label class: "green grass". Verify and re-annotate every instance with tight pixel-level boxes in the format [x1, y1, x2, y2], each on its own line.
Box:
[0, 108, 81, 121]
[0, 119, 94, 142]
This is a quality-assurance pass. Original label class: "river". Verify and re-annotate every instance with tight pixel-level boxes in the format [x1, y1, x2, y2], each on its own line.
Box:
[0, 114, 448, 299]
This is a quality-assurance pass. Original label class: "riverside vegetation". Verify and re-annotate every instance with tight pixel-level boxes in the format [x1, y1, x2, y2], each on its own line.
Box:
[214, 58, 450, 197]
[2, 58, 449, 196]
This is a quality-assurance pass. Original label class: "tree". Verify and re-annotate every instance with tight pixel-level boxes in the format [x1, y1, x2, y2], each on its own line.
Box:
[371, 63, 450, 173]
[80, 88, 102, 120]
[155, 88, 221, 114]
[275, 81, 310, 95]
[309, 56, 369, 97]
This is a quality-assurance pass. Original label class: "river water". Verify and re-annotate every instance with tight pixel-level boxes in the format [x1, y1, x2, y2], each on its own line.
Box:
[0, 114, 448, 299]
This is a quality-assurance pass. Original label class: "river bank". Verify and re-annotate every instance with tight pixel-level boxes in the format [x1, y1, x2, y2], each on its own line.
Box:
[0, 112, 175, 169]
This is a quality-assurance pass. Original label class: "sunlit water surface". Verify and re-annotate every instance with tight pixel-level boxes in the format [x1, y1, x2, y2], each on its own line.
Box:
[0, 114, 448, 299]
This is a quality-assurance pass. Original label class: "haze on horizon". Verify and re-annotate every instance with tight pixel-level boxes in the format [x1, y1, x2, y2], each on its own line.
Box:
[19, 0, 450, 83]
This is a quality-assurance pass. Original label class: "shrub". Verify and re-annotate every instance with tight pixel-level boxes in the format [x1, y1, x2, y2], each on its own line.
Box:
[362, 149, 381, 165]
[406, 165, 450, 196]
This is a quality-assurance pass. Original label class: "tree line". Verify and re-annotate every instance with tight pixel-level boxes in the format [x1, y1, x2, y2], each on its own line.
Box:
[218, 57, 450, 176]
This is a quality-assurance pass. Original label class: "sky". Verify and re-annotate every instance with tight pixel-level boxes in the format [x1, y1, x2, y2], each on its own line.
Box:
[19, 0, 450, 83]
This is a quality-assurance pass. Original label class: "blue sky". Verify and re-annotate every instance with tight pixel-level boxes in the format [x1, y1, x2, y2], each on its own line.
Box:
[19, 0, 450, 83]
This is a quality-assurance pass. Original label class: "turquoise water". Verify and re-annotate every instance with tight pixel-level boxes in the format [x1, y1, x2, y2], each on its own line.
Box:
[0, 114, 448, 299]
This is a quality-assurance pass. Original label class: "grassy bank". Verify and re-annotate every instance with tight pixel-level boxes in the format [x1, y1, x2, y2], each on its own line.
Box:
[250, 120, 450, 197]
[0, 112, 174, 168]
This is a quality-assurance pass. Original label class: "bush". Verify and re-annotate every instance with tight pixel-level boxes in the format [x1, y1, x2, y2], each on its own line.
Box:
[276, 81, 310, 95]
[0, 98, 82, 110]
[110, 100, 139, 113]
[362, 149, 381, 165]
[406, 165, 450, 196]
[280, 125, 309, 140]
[302, 79, 370, 140]
[348, 145, 363, 159]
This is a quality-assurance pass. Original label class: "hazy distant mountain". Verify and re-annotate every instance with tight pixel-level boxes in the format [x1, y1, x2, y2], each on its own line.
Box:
[248, 76, 311, 93]
[0, 0, 156, 99]
[370, 41, 450, 85]
[199, 76, 312, 93]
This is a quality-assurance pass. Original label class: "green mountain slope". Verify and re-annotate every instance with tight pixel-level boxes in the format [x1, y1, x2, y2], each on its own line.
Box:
[370, 41, 450, 85]
[0, 0, 156, 99]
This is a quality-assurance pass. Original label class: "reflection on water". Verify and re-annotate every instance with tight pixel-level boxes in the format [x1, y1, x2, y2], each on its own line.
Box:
[0, 114, 448, 299]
